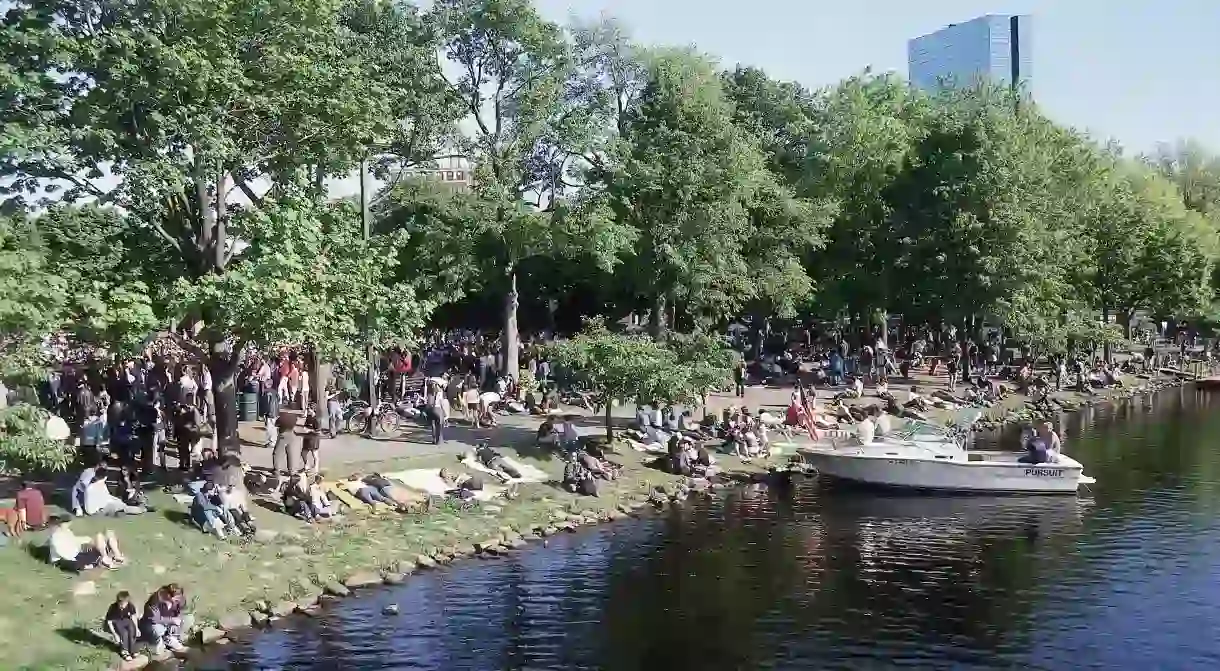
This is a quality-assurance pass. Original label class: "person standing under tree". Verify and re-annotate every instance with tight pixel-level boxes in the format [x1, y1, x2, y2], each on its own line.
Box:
[733, 359, 746, 398]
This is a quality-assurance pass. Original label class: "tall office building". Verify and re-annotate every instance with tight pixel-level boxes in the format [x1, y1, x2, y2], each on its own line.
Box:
[908, 15, 1031, 94]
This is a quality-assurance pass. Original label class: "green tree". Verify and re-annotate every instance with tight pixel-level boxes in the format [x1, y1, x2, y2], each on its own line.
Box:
[2, 0, 448, 446]
[0, 216, 66, 383]
[34, 205, 169, 359]
[666, 331, 737, 409]
[428, 0, 633, 377]
[804, 73, 930, 337]
[602, 48, 769, 337]
[0, 405, 74, 475]
[1084, 166, 1217, 340]
[546, 320, 687, 440]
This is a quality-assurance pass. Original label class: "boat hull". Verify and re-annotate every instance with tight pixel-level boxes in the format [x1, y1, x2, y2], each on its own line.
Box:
[800, 450, 1085, 494]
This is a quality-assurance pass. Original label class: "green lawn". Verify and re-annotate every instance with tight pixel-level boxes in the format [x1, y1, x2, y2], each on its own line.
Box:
[0, 445, 729, 670]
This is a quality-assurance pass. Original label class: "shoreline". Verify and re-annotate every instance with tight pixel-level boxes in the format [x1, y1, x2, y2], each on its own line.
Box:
[3, 375, 1203, 671]
[2, 434, 780, 671]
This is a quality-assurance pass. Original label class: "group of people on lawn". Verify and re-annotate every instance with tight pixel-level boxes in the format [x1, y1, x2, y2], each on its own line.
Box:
[102, 584, 190, 662]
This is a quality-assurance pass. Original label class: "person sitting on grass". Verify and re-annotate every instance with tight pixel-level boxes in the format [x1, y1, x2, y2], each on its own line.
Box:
[283, 473, 334, 522]
[11, 480, 47, 536]
[439, 467, 486, 500]
[220, 484, 257, 536]
[47, 521, 126, 571]
[535, 418, 558, 447]
[105, 590, 140, 662]
[904, 386, 930, 413]
[562, 453, 598, 496]
[190, 481, 238, 539]
[557, 414, 581, 450]
[837, 376, 864, 400]
[140, 584, 189, 655]
[190, 446, 222, 486]
[876, 377, 894, 402]
[83, 470, 147, 517]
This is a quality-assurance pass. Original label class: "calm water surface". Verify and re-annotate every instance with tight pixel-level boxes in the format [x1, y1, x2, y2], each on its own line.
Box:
[210, 388, 1220, 671]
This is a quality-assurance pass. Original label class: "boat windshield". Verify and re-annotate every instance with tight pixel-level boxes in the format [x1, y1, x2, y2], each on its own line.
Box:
[893, 420, 956, 442]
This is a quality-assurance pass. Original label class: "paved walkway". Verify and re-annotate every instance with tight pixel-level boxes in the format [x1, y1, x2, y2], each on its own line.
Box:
[234, 385, 805, 473]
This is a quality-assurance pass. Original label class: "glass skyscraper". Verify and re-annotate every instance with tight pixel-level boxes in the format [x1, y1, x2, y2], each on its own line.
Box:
[907, 15, 1032, 93]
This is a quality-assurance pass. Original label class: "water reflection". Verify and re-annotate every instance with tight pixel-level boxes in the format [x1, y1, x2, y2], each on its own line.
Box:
[214, 388, 1220, 670]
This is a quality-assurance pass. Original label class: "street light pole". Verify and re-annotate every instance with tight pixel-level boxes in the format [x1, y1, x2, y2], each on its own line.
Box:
[360, 157, 377, 434]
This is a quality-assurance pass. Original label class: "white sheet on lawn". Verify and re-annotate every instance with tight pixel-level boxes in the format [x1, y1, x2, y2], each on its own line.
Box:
[381, 468, 503, 501]
[460, 456, 549, 483]
[628, 439, 667, 455]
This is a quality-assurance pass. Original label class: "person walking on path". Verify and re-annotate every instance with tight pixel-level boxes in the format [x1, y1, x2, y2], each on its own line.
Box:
[426, 381, 448, 444]
[734, 360, 746, 398]
[272, 409, 298, 485]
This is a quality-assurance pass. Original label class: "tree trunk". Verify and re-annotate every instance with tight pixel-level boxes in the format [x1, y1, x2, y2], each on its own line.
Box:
[750, 307, 768, 360]
[208, 345, 239, 456]
[649, 293, 667, 340]
[313, 360, 332, 407]
[878, 310, 889, 346]
[1102, 305, 1111, 363]
[503, 269, 520, 381]
[1121, 311, 1133, 340]
[604, 402, 614, 442]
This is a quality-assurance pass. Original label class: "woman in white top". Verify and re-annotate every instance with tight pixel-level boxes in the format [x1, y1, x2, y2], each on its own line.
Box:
[48, 521, 126, 570]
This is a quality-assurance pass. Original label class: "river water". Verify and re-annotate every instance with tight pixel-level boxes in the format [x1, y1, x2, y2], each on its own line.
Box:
[209, 387, 1220, 671]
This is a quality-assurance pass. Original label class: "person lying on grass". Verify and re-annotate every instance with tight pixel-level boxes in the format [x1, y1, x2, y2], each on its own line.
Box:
[342, 475, 409, 512]
[467, 442, 522, 482]
[47, 521, 127, 571]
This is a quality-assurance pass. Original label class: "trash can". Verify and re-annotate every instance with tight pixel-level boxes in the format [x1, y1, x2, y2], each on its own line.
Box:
[239, 391, 258, 422]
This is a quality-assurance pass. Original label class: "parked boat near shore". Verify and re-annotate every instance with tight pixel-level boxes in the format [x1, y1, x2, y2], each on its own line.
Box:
[797, 410, 1096, 494]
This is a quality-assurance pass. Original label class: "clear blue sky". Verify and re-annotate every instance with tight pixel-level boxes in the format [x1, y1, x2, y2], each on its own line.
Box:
[534, 0, 1220, 154]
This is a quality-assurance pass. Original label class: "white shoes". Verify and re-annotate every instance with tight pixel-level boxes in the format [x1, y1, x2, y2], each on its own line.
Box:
[166, 636, 188, 653]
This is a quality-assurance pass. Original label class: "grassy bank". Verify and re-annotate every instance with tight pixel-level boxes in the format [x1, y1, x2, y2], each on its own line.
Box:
[0, 441, 777, 671]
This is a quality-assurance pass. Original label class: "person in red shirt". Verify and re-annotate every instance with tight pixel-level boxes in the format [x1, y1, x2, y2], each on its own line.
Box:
[13, 480, 47, 535]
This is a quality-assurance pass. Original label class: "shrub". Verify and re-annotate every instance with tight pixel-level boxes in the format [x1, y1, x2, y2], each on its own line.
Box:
[0, 405, 74, 475]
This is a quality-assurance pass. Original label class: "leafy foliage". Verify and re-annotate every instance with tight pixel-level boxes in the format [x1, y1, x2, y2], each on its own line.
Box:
[0, 405, 73, 476]
[547, 319, 705, 438]
[0, 217, 66, 382]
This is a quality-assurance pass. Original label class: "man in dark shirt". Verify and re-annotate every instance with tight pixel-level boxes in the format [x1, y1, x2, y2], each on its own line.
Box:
[473, 443, 522, 481]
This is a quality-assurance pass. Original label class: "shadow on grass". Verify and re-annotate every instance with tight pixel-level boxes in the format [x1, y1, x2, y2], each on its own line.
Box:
[56, 626, 115, 653]
[162, 509, 196, 529]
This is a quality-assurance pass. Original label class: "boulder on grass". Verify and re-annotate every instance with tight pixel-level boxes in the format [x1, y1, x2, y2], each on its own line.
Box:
[343, 571, 382, 589]
[219, 611, 250, 631]
[196, 627, 226, 645]
[323, 581, 351, 597]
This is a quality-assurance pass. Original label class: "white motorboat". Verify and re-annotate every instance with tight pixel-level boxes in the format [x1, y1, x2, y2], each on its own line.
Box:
[796, 410, 1096, 494]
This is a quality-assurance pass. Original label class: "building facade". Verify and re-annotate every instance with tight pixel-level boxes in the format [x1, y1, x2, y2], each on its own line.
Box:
[908, 15, 1031, 94]
[404, 156, 474, 192]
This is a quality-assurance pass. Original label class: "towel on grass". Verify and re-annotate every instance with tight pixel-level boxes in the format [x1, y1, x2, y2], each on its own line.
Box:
[381, 468, 504, 501]
[627, 439, 667, 455]
[459, 456, 549, 484]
